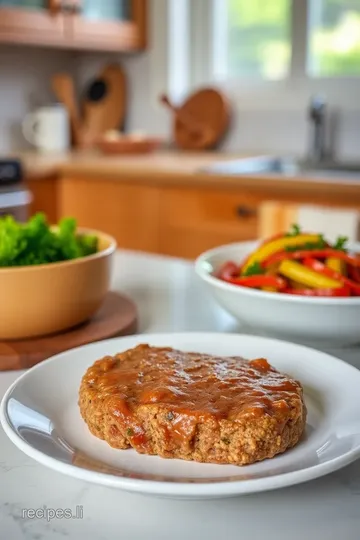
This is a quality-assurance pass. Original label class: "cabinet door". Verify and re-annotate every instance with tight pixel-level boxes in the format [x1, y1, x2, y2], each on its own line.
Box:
[70, 0, 147, 51]
[0, 1, 65, 45]
[159, 188, 260, 260]
[59, 176, 160, 253]
[26, 174, 59, 224]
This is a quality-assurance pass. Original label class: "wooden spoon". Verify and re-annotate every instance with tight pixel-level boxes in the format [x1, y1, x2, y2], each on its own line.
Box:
[51, 73, 83, 148]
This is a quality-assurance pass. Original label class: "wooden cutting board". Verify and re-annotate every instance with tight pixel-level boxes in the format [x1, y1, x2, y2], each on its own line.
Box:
[161, 88, 231, 150]
[82, 64, 127, 147]
[0, 292, 137, 371]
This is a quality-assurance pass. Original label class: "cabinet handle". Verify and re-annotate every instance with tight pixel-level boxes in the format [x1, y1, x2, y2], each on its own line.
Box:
[235, 205, 257, 218]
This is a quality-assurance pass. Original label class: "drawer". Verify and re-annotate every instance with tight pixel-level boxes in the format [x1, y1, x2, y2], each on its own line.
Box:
[159, 187, 259, 259]
[160, 187, 259, 229]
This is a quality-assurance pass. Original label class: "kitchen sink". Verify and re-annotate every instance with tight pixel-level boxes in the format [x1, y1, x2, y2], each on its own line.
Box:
[201, 156, 360, 178]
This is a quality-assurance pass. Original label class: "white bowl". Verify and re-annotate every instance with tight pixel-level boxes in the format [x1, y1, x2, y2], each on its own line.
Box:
[195, 241, 360, 347]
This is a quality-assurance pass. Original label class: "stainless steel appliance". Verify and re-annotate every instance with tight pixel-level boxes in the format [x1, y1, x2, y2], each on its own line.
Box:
[0, 160, 32, 221]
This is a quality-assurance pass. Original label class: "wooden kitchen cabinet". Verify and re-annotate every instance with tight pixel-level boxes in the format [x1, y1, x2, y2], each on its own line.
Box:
[48, 176, 260, 258]
[159, 187, 260, 259]
[26, 174, 59, 224]
[0, 1, 66, 47]
[20, 151, 360, 258]
[0, 0, 147, 51]
[59, 176, 161, 253]
[27, 168, 360, 259]
[69, 0, 147, 51]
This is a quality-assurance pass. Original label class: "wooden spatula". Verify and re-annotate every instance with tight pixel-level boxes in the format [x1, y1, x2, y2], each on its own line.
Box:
[51, 73, 83, 147]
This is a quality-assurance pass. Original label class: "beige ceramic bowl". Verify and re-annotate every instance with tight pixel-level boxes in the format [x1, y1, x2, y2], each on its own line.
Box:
[0, 229, 116, 340]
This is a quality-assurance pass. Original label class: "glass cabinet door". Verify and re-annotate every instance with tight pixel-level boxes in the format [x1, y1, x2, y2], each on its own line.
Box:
[81, 0, 131, 22]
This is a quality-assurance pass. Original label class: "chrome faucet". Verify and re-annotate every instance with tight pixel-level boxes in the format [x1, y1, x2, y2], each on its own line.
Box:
[308, 95, 327, 164]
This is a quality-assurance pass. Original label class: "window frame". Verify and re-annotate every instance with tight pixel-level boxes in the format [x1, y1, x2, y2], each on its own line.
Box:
[186, 0, 360, 111]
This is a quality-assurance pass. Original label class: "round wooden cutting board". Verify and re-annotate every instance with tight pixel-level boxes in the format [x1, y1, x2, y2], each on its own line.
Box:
[174, 88, 230, 150]
[0, 292, 138, 371]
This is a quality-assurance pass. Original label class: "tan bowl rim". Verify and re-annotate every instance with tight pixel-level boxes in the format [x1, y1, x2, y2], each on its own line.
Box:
[0, 227, 117, 274]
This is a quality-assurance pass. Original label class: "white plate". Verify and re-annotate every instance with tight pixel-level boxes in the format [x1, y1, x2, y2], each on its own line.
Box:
[1, 333, 360, 500]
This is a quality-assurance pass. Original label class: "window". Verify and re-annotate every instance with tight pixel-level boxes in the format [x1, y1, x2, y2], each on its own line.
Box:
[309, 0, 360, 77]
[185, 0, 360, 110]
[211, 0, 360, 81]
[216, 0, 291, 81]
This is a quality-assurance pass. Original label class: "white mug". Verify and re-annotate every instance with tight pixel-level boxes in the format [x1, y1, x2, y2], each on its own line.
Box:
[22, 105, 70, 153]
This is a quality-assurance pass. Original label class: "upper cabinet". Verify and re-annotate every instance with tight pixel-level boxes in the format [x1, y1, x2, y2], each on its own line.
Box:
[0, 1, 65, 45]
[69, 0, 147, 51]
[0, 0, 147, 51]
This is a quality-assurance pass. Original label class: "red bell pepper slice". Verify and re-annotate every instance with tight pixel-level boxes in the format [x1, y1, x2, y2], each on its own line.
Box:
[216, 261, 239, 280]
[349, 265, 360, 284]
[224, 275, 287, 290]
[262, 249, 360, 268]
[303, 258, 360, 295]
[283, 286, 351, 297]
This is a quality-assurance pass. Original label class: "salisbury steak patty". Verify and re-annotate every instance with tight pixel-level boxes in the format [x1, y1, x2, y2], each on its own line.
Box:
[79, 344, 306, 465]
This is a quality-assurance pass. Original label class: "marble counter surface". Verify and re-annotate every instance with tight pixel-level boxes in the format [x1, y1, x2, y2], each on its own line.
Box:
[1, 249, 360, 540]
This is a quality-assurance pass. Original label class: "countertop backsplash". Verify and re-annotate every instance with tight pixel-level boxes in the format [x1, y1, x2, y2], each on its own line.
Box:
[0, 45, 360, 162]
[0, 46, 76, 154]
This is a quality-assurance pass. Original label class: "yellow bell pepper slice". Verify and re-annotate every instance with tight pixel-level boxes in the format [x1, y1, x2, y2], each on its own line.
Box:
[241, 234, 322, 275]
[278, 260, 343, 289]
[326, 257, 347, 275]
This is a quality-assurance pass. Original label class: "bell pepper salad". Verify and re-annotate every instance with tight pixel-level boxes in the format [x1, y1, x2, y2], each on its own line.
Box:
[216, 224, 360, 297]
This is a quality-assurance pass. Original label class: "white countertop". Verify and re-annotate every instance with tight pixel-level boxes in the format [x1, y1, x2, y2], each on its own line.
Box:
[1, 250, 360, 540]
